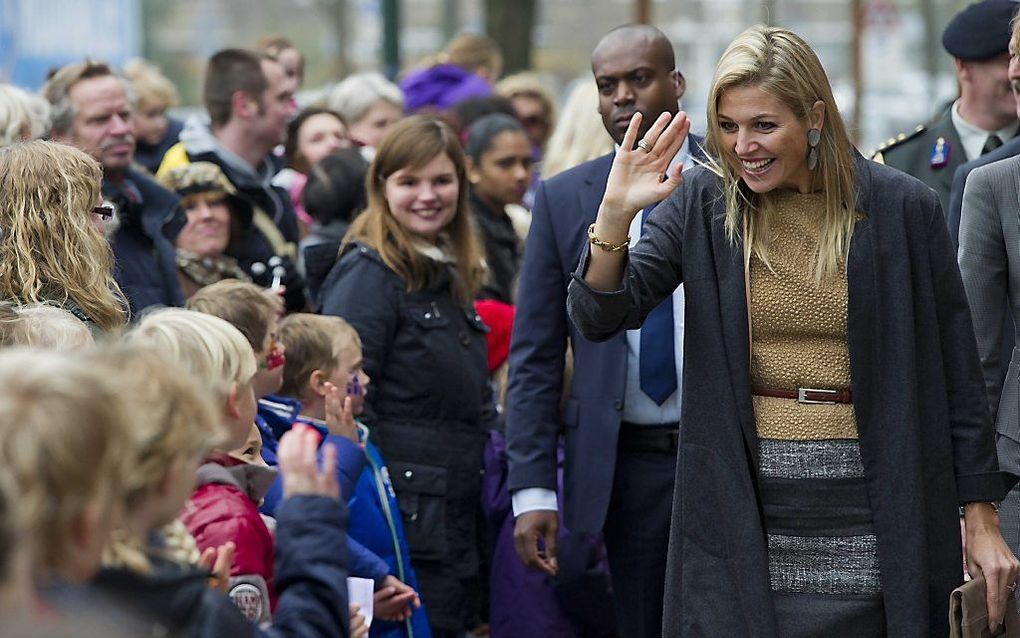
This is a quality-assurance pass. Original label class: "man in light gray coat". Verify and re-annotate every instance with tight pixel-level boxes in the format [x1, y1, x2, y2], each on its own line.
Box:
[959, 155, 1020, 556]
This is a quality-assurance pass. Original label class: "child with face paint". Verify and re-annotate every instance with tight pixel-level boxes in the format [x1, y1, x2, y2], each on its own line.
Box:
[279, 313, 432, 638]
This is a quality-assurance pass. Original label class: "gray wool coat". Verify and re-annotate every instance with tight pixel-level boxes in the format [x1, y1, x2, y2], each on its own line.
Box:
[567, 152, 1014, 637]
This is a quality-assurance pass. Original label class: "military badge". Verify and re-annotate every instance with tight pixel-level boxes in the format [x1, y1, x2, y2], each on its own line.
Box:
[929, 137, 949, 169]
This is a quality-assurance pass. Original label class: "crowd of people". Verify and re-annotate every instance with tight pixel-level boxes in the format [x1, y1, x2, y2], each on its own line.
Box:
[4, 1, 1020, 637]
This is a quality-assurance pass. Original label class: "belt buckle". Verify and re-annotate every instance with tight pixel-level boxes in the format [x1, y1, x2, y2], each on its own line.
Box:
[798, 388, 837, 405]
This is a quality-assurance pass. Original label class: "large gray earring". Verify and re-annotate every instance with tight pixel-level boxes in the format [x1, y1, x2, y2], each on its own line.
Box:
[807, 128, 821, 170]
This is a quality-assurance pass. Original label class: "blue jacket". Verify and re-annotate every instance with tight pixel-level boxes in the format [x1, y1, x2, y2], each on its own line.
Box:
[346, 422, 431, 638]
[103, 167, 186, 316]
[256, 397, 390, 584]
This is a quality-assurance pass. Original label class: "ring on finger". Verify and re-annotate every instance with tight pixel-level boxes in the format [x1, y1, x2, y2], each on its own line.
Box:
[636, 139, 652, 152]
[1009, 581, 1018, 592]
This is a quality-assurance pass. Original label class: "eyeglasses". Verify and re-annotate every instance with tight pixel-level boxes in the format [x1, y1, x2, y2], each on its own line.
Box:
[92, 205, 115, 220]
[520, 114, 549, 129]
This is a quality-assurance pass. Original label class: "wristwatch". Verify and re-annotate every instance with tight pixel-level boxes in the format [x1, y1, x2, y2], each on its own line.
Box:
[959, 501, 1001, 516]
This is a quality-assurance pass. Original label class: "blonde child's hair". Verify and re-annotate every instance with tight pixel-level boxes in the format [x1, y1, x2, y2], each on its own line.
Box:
[0, 301, 94, 350]
[92, 345, 221, 574]
[187, 279, 281, 354]
[127, 308, 257, 403]
[278, 314, 360, 402]
[0, 348, 131, 577]
[0, 468, 26, 610]
[122, 58, 179, 113]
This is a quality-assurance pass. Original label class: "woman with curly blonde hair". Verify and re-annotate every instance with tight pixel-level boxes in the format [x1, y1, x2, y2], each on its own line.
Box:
[0, 140, 126, 333]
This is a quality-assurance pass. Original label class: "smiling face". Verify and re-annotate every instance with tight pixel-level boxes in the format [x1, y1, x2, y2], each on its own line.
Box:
[64, 75, 135, 173]
[383, 152, 460, 242]
[469, 129, 533, 209]
[175, 193, 232, 258]
[716, 84, 823, 194]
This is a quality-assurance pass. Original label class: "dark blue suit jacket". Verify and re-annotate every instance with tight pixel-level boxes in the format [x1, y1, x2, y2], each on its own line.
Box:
[947, 137, 1020, 390]
[948, 136, 1020, 248]
[505, 137, 705, 534]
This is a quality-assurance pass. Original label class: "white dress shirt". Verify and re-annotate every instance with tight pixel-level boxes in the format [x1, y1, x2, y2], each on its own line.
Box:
[513, 138, 692, 517]
[951, 99, 1018, 162]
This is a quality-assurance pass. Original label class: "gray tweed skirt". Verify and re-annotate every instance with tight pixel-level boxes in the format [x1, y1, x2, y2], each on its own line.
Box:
[759, 438, 886, 638]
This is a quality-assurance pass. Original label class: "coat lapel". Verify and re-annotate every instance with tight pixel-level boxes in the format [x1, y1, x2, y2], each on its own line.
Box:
[846, 152, 877, 410]
[713, 217, 759, 467]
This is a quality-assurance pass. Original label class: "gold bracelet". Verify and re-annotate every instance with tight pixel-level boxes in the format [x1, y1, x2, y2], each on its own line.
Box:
[587, 223, 630, 252]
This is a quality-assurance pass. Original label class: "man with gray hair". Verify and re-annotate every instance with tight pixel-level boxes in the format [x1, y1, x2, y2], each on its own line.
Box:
[43, 60, 184, 315]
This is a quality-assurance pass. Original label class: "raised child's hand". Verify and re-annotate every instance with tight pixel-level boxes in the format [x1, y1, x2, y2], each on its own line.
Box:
[198, 541, 235, 594]
[324, 381, 358, 442]
[279, 424, 339, 500]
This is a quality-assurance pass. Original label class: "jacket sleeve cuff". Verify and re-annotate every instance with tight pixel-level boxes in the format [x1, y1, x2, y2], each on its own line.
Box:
[512, 487, 558, 516]
[566, 247, 632, 340]
[956, 471, 1019, 504]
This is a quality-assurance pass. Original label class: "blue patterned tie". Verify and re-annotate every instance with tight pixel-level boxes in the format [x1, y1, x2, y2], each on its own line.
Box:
[639, 205, 677, 405]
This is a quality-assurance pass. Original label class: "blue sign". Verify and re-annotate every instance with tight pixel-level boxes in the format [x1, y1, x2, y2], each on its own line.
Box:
[0, 0, 141, 90]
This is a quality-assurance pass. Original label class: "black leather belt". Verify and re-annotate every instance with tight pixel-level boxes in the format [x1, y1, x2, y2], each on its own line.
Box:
[618, 422, 679, 454]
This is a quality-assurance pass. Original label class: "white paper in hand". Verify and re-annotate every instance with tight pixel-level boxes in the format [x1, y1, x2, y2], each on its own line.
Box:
[347, 576, 375, 628]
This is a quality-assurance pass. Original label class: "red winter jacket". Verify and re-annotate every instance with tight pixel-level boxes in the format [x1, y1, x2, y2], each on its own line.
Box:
[182, 454, 279, 610]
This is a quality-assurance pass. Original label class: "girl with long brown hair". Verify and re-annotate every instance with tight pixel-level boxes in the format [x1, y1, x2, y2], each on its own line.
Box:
[319, 115, 496, 637]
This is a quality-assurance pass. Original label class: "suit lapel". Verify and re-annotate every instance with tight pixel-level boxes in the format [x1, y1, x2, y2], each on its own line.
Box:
[574, 153, 629, 368]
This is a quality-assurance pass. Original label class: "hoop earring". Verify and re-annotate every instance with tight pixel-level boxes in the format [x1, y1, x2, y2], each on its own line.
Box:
[807, 128, 821, 170]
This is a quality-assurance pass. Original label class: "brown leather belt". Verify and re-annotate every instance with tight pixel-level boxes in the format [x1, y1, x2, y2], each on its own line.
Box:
[751, 385, 852, 405]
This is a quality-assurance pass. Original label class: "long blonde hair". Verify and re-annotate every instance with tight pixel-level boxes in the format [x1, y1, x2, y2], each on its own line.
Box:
[0, 141, 127, 330]
[343, 115, 486, 304]
[705, 25, 857, 281]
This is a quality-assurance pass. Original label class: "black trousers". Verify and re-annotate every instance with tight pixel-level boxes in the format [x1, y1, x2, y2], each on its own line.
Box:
[602, 444, 677, 638]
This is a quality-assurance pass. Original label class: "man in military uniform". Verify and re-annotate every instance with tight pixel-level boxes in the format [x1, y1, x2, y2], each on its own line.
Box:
[874, 0, 1019, 214]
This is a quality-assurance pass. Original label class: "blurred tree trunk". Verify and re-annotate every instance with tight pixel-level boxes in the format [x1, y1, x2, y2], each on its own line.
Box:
[635, 0, 651, 23]
[317, 0, 352, 78]
[484, 0, 536, 76]
[442, 0, 461, 42]
[850, 0, 864, 146]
